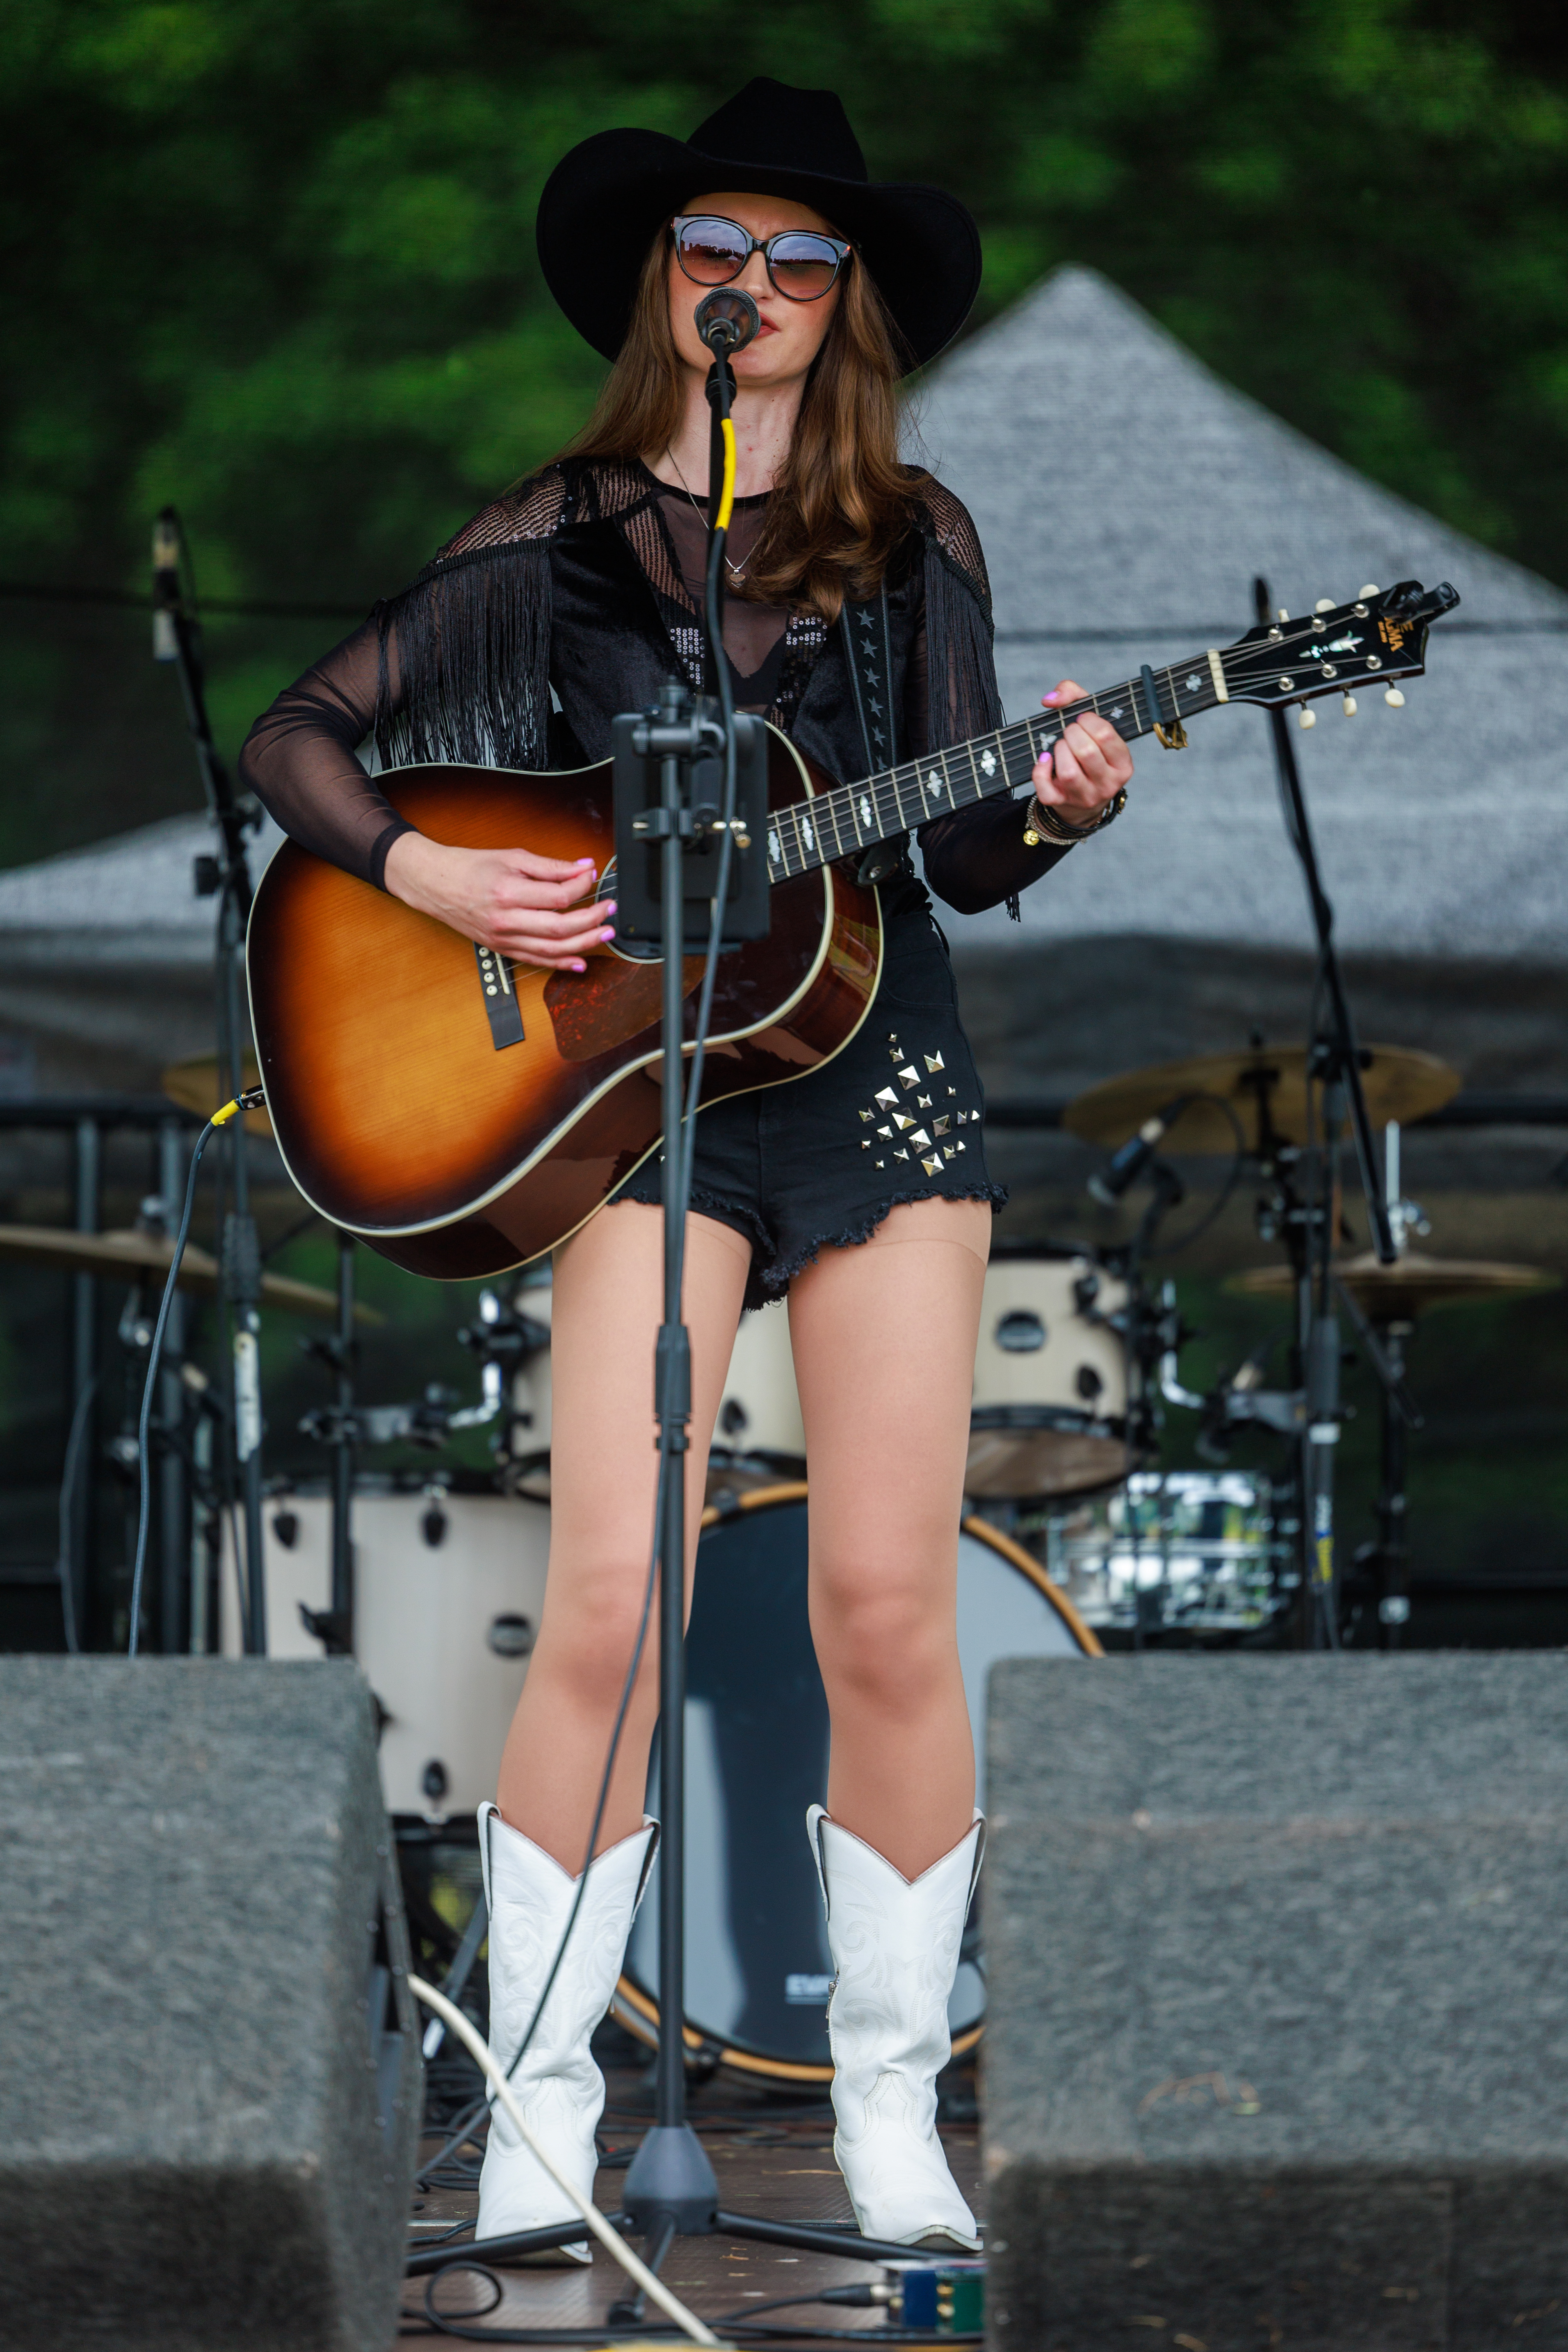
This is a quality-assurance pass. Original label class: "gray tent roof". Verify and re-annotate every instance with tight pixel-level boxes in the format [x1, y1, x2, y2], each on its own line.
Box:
[916, 267, 1568, 959]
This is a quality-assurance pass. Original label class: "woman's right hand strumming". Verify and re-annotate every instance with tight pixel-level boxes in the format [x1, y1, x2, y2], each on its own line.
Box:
[382, 834, 616, 973]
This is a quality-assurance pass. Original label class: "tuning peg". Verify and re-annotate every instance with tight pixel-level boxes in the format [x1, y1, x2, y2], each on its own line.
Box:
[1384, 687, 1405, 708]
[1314, 598, 1335, 614]
[1277, 607, 1290, 622]
[1342, 693, 1358, 716]
[1297, 703, 1316, 729]
[1360, 583, 1381, 598]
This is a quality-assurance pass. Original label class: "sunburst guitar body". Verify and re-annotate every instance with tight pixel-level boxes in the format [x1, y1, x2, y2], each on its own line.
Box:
[246, 726, 879, 1279]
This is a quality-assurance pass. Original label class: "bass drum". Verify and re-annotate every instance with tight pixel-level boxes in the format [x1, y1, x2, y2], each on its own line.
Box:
[616, 1484, 1100, 2083]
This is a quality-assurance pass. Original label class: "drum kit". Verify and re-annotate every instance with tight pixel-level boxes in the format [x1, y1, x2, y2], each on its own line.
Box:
[7, 1028, 1553, 2087]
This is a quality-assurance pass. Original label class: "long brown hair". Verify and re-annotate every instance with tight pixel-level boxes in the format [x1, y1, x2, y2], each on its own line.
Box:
[557, 227, 923, 621]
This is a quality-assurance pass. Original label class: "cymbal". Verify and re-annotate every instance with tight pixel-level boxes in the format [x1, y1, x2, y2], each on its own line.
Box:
[1064, 1045, 1461, 1157]
[1228, 1251, 1559, 1322]
[161, 1052, 273, 1139]
[0, 1225, 382, 1322]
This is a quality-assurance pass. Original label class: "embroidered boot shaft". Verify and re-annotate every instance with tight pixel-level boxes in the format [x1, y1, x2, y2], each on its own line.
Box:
[807, 1806, 984, 2252]
[477, 1804, 658, 2259]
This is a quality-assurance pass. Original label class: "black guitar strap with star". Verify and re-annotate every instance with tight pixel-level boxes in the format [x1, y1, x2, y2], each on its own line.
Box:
[839, 587, 909, 885]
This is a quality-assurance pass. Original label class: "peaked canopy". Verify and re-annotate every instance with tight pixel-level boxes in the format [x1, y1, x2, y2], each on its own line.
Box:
[916, 267, 1568, 964]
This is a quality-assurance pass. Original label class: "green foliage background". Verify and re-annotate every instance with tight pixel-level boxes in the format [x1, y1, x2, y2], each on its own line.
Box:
[3, 0, 1566, 867]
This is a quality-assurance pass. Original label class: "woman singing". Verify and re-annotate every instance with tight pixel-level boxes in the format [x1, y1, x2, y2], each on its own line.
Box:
[240, 78, 1132, 2255]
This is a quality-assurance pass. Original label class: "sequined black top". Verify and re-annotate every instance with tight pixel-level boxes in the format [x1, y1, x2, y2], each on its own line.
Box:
[237, 455, 1071, 915]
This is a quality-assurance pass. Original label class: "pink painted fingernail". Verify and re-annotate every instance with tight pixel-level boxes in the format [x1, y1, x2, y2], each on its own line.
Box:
[600, 926, 616, 941]
[603, 900, 617, 914]
[570, 959, 586, 972]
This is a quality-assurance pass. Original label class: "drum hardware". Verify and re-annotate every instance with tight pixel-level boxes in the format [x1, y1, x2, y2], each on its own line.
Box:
[1229, 1237, 1558, 1646]
[1064, 1042, 1460, 1162]
[1037, 1471, 1293, 1640]
[616, 1482, 1098, 2085]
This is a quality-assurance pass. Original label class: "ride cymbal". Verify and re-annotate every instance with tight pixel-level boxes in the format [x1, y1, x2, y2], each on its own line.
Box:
[1228, 1251, 1558, 1322]
[0, 1225, 381, 1322]
[1064, 1044, 1461, 1157]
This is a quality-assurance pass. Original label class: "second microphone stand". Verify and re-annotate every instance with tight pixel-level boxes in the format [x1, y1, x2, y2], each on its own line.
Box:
[153, 510, 268, 1655]
[1253, 574, 1397, 1649]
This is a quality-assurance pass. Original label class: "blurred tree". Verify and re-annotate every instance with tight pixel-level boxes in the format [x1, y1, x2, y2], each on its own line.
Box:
[2, 0, 1566, 862]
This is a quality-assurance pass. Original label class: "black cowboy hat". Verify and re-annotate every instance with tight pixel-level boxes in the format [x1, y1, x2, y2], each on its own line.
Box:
[536, 77, 981, 372]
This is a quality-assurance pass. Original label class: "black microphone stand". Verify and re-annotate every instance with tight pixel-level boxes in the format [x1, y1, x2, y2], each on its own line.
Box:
[152, 510, 267, 1655]
[1253, 575, 1396, 1650]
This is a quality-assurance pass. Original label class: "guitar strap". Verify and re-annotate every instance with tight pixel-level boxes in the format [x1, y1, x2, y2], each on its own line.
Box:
[839, 587, 909, 885]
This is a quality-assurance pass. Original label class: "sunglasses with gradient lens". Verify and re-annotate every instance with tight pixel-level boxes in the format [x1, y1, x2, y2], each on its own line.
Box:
[672, 215, 850, 301]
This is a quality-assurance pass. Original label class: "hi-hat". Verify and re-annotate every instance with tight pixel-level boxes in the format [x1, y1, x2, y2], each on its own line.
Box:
[1064, 1044, 1461, 1157]
[161, 1053, 273, 1138]
[1228, 1250, 1558, 1322]
[0, 1225, 381, 1322]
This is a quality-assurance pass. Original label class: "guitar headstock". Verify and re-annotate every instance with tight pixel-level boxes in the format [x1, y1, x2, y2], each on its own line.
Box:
[1219, 580, 1461, 713]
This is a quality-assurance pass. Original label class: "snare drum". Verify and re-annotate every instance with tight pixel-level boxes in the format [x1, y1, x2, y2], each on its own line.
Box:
[968, 1247, 1132, 1498]
[617, 1484, 1098, 2081]
[221, 1484, 550, 1815]
[1044, 1470, 1290, 1636]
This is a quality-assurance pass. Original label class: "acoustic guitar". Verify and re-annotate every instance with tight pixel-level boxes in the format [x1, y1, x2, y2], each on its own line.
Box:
[246, 579, 1457, 1279]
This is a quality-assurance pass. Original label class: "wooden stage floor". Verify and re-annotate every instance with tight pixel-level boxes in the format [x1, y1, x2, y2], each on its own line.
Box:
[402, 2054, 985, 2345]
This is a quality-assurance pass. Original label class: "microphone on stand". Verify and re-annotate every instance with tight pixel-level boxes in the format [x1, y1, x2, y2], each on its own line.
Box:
[1088, 1094, 1195, 1204]
[694, 288, 760, 355]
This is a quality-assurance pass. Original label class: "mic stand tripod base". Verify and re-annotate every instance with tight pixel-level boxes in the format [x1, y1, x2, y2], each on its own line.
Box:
[608, 2125, 721, 2325]
[622, 2121, 720, 2238]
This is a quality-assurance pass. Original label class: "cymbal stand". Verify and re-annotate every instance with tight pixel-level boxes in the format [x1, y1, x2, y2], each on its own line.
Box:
[1253, 576, 1396, 1649]
[153, 509, 267, 1653]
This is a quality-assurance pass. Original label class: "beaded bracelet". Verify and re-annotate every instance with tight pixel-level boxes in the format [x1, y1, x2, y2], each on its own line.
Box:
[1022, 786, 1127, 848]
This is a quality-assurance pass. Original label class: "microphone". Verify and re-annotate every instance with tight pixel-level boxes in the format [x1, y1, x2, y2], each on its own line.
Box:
[694, 288, 760, 354]
[1088, 1094, 1194, 1204]
[152, 506, 182, 663]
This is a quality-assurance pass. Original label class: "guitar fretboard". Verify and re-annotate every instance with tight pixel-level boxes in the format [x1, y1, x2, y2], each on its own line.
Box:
[762, 649, 1232, 882]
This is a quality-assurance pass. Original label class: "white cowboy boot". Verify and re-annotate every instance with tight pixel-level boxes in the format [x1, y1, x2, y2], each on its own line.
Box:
[476, 1803, 657, 2259]
[808, 1805, 984, 2252]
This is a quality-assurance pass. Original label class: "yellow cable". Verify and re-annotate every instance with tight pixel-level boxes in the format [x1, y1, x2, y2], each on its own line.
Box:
[716, 417, 737, 534]
[212, 1086, 265, 1128]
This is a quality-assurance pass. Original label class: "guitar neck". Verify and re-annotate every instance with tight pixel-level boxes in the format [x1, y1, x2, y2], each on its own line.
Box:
[762, 648, 1228, 884]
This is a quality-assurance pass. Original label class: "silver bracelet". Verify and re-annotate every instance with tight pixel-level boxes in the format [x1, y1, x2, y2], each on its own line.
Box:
[1022, 787, 1127, 847]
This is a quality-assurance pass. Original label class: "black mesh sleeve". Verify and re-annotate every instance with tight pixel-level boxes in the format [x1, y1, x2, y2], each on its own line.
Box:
[907, 484, 1071, 917]
[236, 616, 413, 890]
[237, 473, 566, 889]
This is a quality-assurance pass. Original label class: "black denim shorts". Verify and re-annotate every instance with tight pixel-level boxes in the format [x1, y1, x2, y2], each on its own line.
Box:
[612, 881, 1005, 1312]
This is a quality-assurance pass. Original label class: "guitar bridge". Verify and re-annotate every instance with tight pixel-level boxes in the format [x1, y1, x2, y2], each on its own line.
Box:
[474, 942, 525, 1050]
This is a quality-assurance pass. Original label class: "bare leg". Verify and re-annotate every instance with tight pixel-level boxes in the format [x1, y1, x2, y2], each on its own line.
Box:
[789, 1197, 990, 1878]
[495, 1201, 751, 1868]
